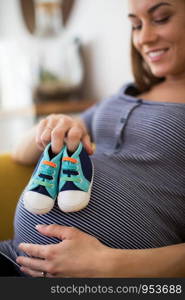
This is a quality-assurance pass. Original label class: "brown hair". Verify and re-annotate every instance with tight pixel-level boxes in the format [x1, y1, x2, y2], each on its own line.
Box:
[131, 39, 165, 93]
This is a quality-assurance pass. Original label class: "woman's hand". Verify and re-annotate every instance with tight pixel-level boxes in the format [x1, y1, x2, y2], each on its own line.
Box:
[36, 114, 93, 155]
[16, 225, 185, 278]
[16, 225, 113, 278]
[12, 114, 93, 165]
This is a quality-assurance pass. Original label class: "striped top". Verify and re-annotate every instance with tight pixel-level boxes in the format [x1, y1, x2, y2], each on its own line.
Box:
[4, 82, 185, 259]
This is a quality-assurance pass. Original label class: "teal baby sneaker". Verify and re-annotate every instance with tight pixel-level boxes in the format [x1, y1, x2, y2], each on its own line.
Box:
[57, 143, 94, 213]
[23, 143, 64, 215]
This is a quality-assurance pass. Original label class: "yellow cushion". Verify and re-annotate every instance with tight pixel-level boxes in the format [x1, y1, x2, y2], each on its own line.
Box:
[0, 154, 34, 240]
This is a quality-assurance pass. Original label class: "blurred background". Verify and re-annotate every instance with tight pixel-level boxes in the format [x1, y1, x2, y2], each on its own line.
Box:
[0, 0, 132, 153]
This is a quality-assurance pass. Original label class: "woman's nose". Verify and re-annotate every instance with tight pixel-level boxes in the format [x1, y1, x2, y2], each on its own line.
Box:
[138, 25, 158, 46]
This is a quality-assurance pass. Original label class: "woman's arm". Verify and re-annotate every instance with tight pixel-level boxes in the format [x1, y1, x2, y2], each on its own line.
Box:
[16, 225, 185, 277]
[11, 125, 42, 165]
[110, 243, 185, 277]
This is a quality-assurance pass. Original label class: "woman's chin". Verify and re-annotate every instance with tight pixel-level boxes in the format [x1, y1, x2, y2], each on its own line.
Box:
[150, 69, 168, 78]
[149, 64, 177, 79]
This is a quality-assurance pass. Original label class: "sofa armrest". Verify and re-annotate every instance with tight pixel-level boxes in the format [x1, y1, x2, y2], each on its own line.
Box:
[0, 153, 34, 240]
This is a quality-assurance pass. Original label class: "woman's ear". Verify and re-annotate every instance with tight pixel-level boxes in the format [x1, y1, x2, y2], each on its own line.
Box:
[19, 0, 75, 34]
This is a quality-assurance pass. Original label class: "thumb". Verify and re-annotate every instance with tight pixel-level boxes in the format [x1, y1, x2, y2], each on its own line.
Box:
[36, 224, 79, 240]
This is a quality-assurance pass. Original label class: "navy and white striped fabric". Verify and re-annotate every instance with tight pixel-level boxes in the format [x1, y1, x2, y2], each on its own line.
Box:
[1, 82, 185, 263]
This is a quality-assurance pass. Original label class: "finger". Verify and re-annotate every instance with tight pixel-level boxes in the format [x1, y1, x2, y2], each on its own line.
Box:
[45, 116, 58, 132]
[66, 127, 83, 152]
[20, 266, 57, 278]
[40, 119, 58, 149]
[36, 224, 80, 240]
[51, 122, 70, 154]
[17, 243, 50, 259]
[40, 129, 52, 149]
[36, 115, 60, 150]
[20, 266, 45, 278]
[82, 134, 94, 155]
[16, 256, 47, 273]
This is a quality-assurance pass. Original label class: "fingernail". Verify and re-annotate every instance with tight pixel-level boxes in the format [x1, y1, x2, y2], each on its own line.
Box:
[36, 224, 47, 230]
[88, 148, 94, 155]
[18, 243, 28, 249]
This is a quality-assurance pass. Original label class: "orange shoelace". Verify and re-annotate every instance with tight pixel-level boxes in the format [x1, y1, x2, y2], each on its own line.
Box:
[62, 157, 78, 164]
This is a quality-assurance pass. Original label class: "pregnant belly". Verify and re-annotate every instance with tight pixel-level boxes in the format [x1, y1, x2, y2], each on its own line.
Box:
[13, 155, 183, 250]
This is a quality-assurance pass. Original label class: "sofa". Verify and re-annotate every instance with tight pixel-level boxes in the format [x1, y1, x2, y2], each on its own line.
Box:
[0, 153, 34, 241]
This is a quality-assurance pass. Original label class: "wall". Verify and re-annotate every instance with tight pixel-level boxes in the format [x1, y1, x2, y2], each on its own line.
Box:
[0, 0, 133, 110]
[0, 0, 32, 109]
[67, 0, 133, 100]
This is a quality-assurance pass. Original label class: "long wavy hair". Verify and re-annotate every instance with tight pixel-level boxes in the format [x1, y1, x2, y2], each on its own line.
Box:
[131, 38, 165, 93]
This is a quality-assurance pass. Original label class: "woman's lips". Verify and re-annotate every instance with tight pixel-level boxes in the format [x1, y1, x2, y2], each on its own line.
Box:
[147, 48, 169, 62]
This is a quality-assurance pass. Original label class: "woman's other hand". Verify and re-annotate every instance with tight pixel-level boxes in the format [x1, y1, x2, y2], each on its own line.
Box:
[16, 225, 114, 278]
[36, 114, 93, 155]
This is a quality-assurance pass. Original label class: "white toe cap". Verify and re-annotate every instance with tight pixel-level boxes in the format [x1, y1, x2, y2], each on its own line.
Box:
[58, 190, 90, 212]
[23, 191, 54, 215]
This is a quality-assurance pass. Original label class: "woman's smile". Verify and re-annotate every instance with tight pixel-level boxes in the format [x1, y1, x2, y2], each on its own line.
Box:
[146, 48, 169, 62]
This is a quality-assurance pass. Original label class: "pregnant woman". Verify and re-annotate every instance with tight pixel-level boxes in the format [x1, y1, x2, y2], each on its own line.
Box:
[1, 0, 185, 277]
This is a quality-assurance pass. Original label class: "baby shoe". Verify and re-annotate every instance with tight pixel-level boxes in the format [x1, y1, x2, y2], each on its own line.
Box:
[58, 143, 94, 213]
[23, 143, 64, 215]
